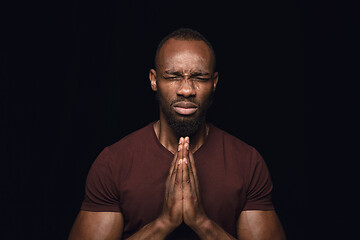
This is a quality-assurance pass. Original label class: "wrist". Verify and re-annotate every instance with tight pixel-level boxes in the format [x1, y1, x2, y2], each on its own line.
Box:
[154, 216, 177, 237]
[188, 215, 212, 236]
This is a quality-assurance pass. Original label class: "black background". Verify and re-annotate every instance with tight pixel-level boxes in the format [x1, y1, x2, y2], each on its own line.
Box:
[1, 0, 356, 239]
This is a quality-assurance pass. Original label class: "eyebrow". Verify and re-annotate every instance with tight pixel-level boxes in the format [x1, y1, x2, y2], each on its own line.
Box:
[164, 70, 210, 76]
[164, 70, 182, 76]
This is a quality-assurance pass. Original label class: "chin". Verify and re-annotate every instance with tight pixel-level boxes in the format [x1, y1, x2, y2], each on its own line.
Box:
[166, 111, 205, 138]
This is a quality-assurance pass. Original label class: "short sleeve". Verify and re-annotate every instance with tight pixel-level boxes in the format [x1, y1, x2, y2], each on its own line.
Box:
[81, 147, 121, 212]
[243, 148, 274, 211]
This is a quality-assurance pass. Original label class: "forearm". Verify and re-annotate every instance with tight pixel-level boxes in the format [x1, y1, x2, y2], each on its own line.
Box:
[124, 217, 174, 240]
[191, 217, 237, 240]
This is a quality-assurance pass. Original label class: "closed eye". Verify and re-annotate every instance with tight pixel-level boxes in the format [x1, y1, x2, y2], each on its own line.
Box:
[192, 77, 210, 81]
[163, 76, 181, 80]
[162, 71, 211, 82]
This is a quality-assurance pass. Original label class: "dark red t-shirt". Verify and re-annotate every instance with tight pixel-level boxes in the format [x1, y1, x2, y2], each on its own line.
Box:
[81, 122, 274, 239]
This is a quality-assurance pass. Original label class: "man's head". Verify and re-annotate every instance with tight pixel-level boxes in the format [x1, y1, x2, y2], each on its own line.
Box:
[154, 28, 216, 72]
[149, 28, 218, 138]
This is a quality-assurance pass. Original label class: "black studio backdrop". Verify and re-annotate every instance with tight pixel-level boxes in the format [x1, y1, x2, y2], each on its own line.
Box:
[1, 0, 330, 239]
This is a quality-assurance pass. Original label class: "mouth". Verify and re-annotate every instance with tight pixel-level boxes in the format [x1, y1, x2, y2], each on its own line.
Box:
[172, 101, 198, 116]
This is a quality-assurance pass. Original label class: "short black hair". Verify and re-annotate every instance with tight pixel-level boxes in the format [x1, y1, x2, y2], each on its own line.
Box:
[154, 28, 216, 71]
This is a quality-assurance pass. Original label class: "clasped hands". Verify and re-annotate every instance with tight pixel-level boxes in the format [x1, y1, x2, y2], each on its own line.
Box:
[159, 136, 208, 232]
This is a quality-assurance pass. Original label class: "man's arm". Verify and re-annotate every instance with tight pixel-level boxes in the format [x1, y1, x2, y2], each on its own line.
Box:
[68, 210, 177, 240]
[237, 210, 286, 240]
[68, 210, 124, 240]
[122, 145, 185, 240]
[68, 210, 175, 240]
[180, 138, 286, 240]
[69, 146, 184, 240]
[187, 209, 286, 240]
[179, 139, 237, 239]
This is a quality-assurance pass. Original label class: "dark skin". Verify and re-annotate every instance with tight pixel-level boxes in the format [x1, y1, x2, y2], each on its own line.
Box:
[68, 39, 286, 239]
[151, 38, 217, 155]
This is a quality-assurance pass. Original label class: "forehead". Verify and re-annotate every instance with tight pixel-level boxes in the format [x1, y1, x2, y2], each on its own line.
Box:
[157, 39, 213, 72]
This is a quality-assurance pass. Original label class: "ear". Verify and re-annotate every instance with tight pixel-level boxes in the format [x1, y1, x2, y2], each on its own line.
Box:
[149, 69, 158, 92]
[212, 72, 219, 92]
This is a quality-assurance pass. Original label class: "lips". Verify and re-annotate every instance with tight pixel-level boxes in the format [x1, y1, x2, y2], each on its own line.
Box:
[172, 101, 198, 115]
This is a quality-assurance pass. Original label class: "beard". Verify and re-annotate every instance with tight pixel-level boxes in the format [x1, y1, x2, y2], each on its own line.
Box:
[156, 91, 213, 138]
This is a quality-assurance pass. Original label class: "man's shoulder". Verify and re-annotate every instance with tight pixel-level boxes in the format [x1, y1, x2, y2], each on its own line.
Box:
[214, 124, 262, 167]
[211, 124, 254, 150]
[92, 123, 154, 167]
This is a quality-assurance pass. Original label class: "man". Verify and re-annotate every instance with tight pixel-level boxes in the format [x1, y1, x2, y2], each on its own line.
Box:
[69, 28, 286, 239]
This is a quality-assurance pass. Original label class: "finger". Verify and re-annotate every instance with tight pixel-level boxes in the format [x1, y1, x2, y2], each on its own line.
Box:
[182, 141, 190, 171]
[183, 141, 198, 201]
[165, 150, 178, 198]
[188, 151, 200, 197]
[182, 144, 192, 200]
[188, 150, 197, 177]
[172, 144, 182, 181]
[166, 140, 182, 195]
[170, 137, 184, 177]
[167, 141, 183, 199]
[173, 139, 184, 183]
[178, 137, 184, 164]
[185, 137, 190, 161]
[174, 145, 183, 201]
[168, 150, 178, 176]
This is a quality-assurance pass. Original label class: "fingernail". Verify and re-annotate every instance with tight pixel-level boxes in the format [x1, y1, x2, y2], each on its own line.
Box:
[186, 143, 189, 150]
[178, 159, 182, 165]
[185, 137, 190, 144]
[179, 138, 182, 144]
[185, 158, 188, 164]
[178, 145, 182, 152]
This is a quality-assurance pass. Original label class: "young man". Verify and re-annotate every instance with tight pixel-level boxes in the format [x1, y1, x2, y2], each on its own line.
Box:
[69, 28, 286, 239]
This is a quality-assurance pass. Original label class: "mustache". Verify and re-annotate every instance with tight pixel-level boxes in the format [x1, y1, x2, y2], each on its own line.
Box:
[170, 97, 200, 107]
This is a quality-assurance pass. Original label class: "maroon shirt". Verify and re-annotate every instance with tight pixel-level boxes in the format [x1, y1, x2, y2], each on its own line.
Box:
[81, 122, 274, 239]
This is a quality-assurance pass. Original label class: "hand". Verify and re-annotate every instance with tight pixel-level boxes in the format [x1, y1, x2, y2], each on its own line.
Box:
[180, 137, 208, 229]
[159, 142, 184, 231]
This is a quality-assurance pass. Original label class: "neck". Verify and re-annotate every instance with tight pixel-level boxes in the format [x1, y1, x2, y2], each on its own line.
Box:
[153, 114, 208, 154]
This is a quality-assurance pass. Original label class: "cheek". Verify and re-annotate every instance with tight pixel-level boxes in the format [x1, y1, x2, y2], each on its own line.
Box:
[162, 78, 183, 89]
[157, 82, 177, 102]
[196, 83, 214, 100]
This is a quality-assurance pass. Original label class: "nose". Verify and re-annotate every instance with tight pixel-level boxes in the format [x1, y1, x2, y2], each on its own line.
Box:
[176, 79, 196, 98]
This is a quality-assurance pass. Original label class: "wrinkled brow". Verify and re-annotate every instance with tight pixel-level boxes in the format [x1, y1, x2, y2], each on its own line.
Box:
[164, 70, 210, 76]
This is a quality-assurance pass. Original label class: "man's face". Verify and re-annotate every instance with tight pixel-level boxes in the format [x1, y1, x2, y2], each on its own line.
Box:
[150, 39, 218, 137]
